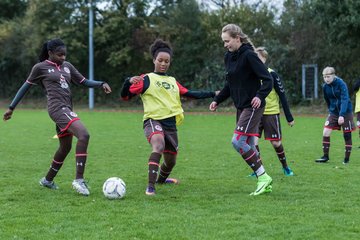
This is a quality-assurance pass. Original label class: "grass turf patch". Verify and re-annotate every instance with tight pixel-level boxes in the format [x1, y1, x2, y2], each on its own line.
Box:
[0, 109, 359, 239]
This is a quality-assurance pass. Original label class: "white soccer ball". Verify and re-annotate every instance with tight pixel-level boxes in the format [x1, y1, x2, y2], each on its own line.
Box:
[102, 177, 126, 199]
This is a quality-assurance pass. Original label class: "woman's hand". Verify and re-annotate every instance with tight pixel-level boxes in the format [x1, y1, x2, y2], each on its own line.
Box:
[102, 83, 112, 94]
[130, 76, 143, 84]
[209, 101, 218, 111]
[251, 97, 261, 109]
[3, 109, 13, 121]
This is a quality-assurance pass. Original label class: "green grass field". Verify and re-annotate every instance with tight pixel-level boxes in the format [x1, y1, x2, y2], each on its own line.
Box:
[0, 109, 359, 239]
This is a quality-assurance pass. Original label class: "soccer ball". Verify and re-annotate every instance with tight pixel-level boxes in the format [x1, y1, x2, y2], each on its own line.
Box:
[102, 177, 126, 199]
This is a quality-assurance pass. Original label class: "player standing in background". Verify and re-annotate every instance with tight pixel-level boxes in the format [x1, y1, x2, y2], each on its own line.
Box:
[209, 24, 273, 196]
[121, 39, 218, 196]
[253, 47, 295, 176]
[3, 38, 112, 196]
[315, 67, 354, 164]
[352, 78, 360, 146]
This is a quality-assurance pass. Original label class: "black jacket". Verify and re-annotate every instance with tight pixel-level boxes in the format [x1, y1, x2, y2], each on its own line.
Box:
[214, 43, 273, 109]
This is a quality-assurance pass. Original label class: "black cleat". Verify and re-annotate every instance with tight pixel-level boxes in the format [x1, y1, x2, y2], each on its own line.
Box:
[315, 156, 329, 163]
[343, 158, 350, 164]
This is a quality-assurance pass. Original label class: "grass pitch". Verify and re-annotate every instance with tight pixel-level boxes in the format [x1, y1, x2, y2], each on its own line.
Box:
[0, 109, 359, 239]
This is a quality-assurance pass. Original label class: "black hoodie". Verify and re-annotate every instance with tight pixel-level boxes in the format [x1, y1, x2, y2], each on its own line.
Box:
[214, 43, 273, 109]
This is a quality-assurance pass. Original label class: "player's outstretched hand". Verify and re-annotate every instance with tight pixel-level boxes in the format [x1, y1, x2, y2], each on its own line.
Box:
[102, 83, 112, 94]
[3, 109, 13, 121]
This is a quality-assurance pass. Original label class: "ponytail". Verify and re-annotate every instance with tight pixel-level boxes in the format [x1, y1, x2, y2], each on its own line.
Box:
[38, 41, 49, 62]
[38, 38, 65, 62]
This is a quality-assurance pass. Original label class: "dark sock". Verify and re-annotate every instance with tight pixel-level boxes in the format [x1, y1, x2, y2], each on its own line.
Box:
[157, 153, 176, 183]
[242, 149, 264, 175]
[45, 146, 70, 181]
[148, 152, 161, 187]
[322, 136, 330, 157]
[344, 136, 352, 160]
[46, 159, 64, 181]
[75, 141, 88, 179]
[274, 144, 288, 168]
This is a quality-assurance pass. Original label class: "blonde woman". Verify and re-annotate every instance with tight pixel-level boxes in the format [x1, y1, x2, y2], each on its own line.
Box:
[209, 24, 273, 196]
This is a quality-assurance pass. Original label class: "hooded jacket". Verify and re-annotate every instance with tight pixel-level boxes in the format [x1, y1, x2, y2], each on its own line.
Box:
[323, 77, 352, 116]
[214, 43, 273, 109]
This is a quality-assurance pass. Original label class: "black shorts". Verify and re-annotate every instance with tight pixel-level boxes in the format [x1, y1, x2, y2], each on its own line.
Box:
[234, 107, 264, 137]
[258, 114, 282, 140]
[143, 119, 179, 154]
[324, 114, 355, 132]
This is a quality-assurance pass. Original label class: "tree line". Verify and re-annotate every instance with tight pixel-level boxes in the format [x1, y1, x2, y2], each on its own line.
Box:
[1, 0, 359, 106]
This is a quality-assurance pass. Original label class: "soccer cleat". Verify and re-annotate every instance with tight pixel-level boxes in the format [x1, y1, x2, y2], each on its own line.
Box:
[248, 172, 257, 177]
[72, 179, 90, 196]
[343, 158, 350, 164]
[250, 173, 273, 196]
[315, 156, 329, 163]
[156, 178, 180, 184]
[39, 177, 58, 190]
[283, 167, 294, 176]
[164, 178, 179, 184]
[250, 185, 272, 196]
[145, 186, 156, 196]
[264, 185, 272, 193]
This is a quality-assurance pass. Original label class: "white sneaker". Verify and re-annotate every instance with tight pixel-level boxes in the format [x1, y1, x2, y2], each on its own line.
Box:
[72, 179, 90, 196]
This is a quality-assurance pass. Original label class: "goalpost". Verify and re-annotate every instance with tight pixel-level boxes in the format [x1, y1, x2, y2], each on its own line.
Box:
[302, 64, 318, 100]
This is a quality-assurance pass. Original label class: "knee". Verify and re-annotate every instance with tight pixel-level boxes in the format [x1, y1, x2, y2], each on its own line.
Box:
[78, 132, 90, 143]
[271, 140, 281, 148]
[232, 135, 245, 152]
[153, 143, 165, 153]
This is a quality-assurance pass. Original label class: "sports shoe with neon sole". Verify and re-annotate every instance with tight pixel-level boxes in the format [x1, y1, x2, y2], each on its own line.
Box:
[39, 177, 58, 190]
[72, 179, 90, 196]
[250, 173, 272, 196]
[156, 178, 180, 184]
[283, 167, 294, 176]
[164, 178, 179, 184]
[145, 186, 156, 196]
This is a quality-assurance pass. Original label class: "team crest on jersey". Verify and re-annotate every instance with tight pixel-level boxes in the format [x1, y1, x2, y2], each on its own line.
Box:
[325, 120, 329, 126]
[155, 125, 163, 131]
[70, 112, 78, 117]
[48, 69, 55, 73]
[60, 74, 69, 89]
[64, 67, 70, 73]
[155, 81, 175, 91]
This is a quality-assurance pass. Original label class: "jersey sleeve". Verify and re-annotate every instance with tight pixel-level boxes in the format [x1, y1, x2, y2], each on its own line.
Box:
[26, 64, 43, 85]
[272, 71, 294, 122]
[67, 63, 86, 84]
[214, 81, 230, 104]
[121, 74, 147, 100]
[177, 82, 215, 99]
